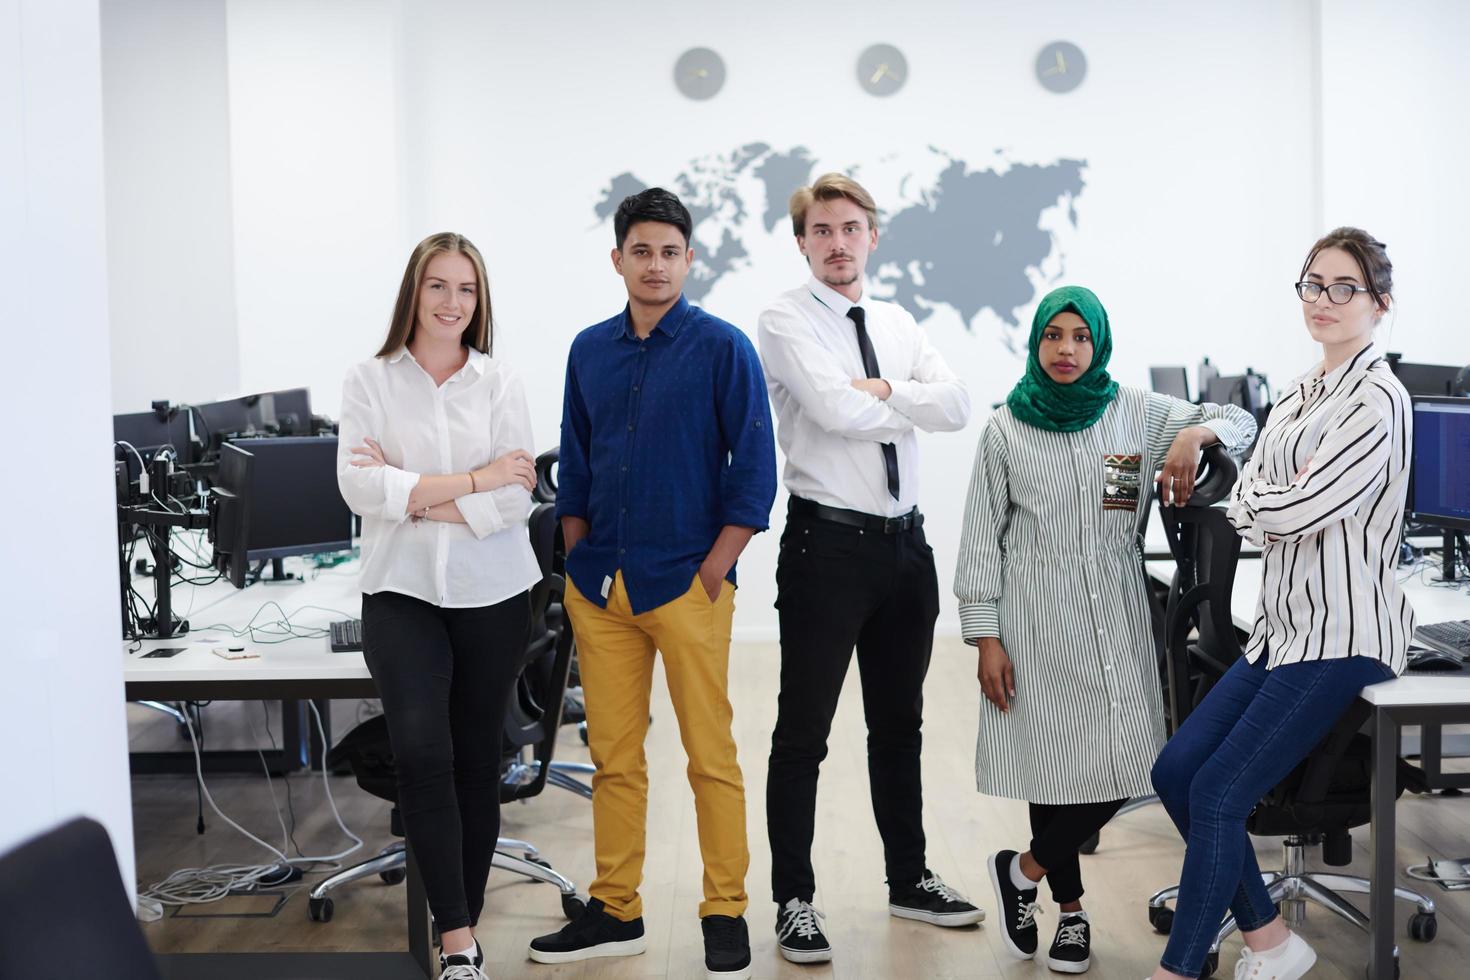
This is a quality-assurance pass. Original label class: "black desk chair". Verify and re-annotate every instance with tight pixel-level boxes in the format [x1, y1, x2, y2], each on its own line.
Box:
[514, 447, 594, 792]
[0, 818, 162, 980]
[1143, 447, 1437, 977]
[1079, 446, 1179, 855]
[306, 497, 587, 924]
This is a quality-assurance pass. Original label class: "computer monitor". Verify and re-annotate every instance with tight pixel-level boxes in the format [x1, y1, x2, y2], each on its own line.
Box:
[1150, 366, 1190, 401]
[196, 387, 314, 450]
[210, 443, 252, 588]
[253, 388, 313, 435]
[194, 397, 255, 448]
[211, 436, 352, 587]
[1410, 396, 1470, 533]
[1391, 359, 1464, 397]
[114, 408, 190, 457]
[113, 408, 193, 482]
[1205, 374, 1244, 408]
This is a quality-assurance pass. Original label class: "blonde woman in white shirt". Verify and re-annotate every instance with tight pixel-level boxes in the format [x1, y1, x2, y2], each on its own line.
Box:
[1148, 229, 1413, 980]
[337, 232, 541, 980]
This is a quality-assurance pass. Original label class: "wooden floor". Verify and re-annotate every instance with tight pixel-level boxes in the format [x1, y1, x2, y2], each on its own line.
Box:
[131, 639, 1470, 978]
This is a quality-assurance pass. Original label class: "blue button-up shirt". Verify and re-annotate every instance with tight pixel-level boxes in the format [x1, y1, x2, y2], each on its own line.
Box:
[556, 295, 777, 614]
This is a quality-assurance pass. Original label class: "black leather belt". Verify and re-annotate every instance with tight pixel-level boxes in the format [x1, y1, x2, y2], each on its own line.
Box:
[789, 496, 922, 535]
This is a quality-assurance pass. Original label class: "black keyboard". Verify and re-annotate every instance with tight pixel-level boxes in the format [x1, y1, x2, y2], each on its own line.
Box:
[330, 619, 363, 653]
[1416, 620, 1470, 658]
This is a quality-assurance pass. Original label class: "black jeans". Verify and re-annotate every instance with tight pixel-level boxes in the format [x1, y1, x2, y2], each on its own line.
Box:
[361, 588, 531, 932]
[1028, 799, 1127, 904]
[766, 504, 940, 903]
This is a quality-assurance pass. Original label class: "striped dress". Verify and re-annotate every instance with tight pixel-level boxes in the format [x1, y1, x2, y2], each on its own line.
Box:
[954, 387, 1257, 804]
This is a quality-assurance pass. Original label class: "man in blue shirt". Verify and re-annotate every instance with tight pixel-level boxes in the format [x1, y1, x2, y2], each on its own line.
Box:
[529, 188, 775, 980]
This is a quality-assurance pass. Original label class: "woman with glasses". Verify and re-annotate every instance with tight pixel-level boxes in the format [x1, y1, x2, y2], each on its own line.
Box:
[955, 285, 1256, 974]
[1148, 228, 1414, 980]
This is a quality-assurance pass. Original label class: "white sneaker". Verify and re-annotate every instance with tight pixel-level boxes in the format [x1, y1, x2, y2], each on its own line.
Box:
[1233, 932, 1316, 980]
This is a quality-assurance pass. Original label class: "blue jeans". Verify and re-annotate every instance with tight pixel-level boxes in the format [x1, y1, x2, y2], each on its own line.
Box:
[1150, 653, 1394, 977]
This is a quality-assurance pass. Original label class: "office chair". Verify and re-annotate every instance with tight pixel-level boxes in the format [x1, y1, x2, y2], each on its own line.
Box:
[306, 499, 587, 924]
[1141, 448, 1437, 977]
[0, 818, 162, 980]
[523, 447, 595, 792]
[1079, 444, 1198, 855]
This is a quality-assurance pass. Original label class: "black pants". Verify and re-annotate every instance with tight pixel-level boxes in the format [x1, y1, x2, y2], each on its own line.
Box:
[766, 504, 940, 904]
[361, 588, 531, 932]
[1028, 799, 1127, 904]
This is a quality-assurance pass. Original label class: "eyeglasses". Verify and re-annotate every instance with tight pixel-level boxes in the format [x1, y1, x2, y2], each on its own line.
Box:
[1295, 281, 1370, 305]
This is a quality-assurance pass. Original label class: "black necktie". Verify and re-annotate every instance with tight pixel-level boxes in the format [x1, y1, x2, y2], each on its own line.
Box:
[847, 306, 901, 501]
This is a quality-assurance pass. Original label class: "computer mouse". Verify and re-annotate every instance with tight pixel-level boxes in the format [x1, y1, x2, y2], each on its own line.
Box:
[1407, 649, 1463, 672]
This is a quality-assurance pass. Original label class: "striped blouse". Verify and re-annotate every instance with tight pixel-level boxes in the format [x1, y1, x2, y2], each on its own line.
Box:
[955, 387, 1256, 803]
[1225, 343, 1415, 674]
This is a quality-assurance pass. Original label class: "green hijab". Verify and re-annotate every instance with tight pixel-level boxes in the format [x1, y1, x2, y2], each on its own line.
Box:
[1005, 285, 1119, 433]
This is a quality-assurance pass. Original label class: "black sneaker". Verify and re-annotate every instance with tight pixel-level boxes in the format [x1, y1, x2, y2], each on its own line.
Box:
[775, 898, 832, 963]
[439, 938, 488, 980]
[527, 897, 647, 963]
[701, 914, 752, 979]
[1046, 913, 1091, 973]
[888, 868, 986, 926]
[987, 850, 1040, 958]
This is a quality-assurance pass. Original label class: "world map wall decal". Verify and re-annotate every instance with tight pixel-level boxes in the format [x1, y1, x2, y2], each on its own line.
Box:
[594, 143, 1087, 353]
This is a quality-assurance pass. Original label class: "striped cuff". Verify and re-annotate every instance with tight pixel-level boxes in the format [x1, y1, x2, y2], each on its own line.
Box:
[958, 600, 1000, 643]
[1225, 497, 1265, 548]
[1200, 417, 1248, 455]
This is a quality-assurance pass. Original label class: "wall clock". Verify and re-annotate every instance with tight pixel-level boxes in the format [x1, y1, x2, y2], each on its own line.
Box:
[857, 44, 907, 97]
[674, 47, 726, 100]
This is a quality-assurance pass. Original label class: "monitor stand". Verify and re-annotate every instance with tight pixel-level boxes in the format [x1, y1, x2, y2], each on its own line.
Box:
[253, 556, 298, 584]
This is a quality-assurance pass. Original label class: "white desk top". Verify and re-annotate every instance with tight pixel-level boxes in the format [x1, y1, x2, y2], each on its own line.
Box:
[1144, 548, 1470, 707]
[123, 557, 370, 685]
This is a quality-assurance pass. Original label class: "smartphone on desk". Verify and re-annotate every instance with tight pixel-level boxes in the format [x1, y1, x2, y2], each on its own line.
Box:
[140, 647, 187, 659]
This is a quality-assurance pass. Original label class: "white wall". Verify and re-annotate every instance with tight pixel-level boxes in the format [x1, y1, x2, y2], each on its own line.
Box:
[1319, 0, 1468, 368]
[100, 0, 1464, 641]
[102, 0, 240, 413]
[0, 0, 137, 893]
[226, 0, 409, 410]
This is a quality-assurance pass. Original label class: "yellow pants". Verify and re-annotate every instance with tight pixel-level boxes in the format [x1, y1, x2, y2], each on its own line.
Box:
[565, 570, 749, 921]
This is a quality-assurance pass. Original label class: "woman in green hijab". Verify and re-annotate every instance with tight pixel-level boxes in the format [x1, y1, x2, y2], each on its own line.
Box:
[953, 286, 1257, 974]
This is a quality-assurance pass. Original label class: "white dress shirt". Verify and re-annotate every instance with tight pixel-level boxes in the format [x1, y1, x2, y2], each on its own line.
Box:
[1226, 343, 1415, 674]
[757, 276, 971, 517]
[336, 346, 541, 608]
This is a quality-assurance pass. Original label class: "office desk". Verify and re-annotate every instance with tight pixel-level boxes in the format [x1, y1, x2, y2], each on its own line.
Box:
[1146, 555, 1470, 979]
[124, 564, 434, 980]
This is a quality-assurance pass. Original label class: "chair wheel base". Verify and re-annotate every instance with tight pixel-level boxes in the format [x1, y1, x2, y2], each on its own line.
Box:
[561, 894, 587, 920]
[307, 896, 334, 922]
[1147, 904, 1174, 934]
[1409, 911, 1437, 942]
[379, 867, 406, 886]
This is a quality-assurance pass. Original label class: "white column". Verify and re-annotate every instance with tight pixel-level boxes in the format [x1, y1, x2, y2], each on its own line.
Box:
[0, 0, 137, 896]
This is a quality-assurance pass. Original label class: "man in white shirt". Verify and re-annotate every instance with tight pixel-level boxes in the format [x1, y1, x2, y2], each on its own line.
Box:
[757, 173, 978, 964]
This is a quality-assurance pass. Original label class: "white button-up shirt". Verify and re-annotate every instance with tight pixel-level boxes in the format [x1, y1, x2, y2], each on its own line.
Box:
[336, 346, 541, 608]
[757, 276, 971, 517]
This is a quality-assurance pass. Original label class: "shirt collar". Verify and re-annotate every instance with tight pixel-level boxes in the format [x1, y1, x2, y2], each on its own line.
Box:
[463, 346, 488, 375]
[386, 344, 486, 378]
[1298, 341, 1378, 401]
[613, 294, 691, 340]
[806, 275, 865, 317]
